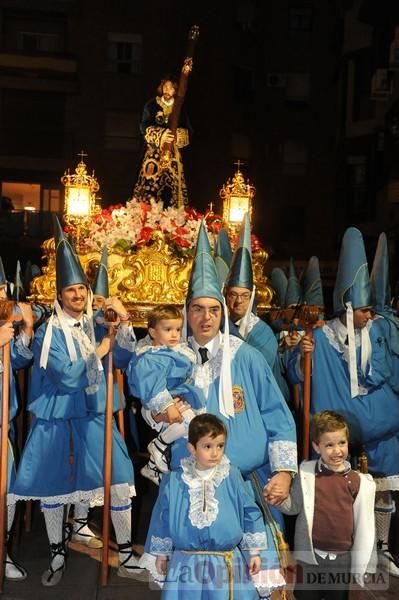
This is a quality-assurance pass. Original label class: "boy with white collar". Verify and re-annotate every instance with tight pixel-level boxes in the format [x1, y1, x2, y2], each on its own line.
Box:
[274, 411, 376, 600]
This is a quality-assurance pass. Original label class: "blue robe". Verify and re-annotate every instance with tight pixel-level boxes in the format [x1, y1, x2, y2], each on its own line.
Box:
[241, 315, 290, 403]
[126, 338, 205, 413]
[12, 318, 134, 505]
[145, 455, 280, 599]
[287, 318, 399, 481]
[171, 336, 297, 479]
[1, 336, 32, 497]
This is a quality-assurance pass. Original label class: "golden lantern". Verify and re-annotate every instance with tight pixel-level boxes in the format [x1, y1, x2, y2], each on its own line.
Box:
[220, 161, 255, 233]
[61, 151, 100, 248]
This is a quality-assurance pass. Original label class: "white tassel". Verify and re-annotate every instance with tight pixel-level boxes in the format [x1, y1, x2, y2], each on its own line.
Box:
[346, 302, 358, 398]
[219, 300, 235, 418]
[238, 285, 256, 338]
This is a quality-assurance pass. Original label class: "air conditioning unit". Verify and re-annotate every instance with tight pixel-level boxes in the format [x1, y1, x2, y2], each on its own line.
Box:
[266, 73, 287, 88]
[371, 68, 392, 99]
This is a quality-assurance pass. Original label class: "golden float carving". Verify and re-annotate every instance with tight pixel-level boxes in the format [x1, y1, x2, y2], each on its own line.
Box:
[29, 231, 274, 328]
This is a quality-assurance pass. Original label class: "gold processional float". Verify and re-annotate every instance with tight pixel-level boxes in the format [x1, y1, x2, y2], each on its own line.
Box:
[29, 155, 274, 327]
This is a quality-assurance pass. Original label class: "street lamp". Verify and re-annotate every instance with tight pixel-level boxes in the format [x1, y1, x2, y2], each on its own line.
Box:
[220, 161, 255, 234]
[61, 151, 99, 248]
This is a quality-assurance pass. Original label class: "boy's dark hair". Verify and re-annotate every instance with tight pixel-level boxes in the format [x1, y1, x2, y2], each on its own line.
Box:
[188, 414, 227, 447]
[311, 410, 349, 443]
[147, 304, 182, 330]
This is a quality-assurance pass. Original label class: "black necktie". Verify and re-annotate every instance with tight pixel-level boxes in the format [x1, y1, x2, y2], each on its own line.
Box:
[74, 322, 81, 328]
[198, 347, 209, 364]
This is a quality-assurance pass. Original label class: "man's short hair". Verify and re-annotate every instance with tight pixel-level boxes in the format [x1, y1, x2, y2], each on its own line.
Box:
[147, 304, 182, 329]
[311, 410, 349, 443]
[188, 413, 227, 447]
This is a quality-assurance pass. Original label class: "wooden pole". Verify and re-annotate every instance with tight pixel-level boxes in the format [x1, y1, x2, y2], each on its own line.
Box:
[0, 342, 11, 592]
[302, 325, 313, 460]
[100, 348, 113, 586]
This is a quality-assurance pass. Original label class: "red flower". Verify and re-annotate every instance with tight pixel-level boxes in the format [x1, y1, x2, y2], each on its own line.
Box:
[136, 226, 156, 246]
[174, 226, 190, 236]
[173, 235, 191, 248]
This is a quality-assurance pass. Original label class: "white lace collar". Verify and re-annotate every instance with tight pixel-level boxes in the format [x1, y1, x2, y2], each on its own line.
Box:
[236, 312, 258, 337]
[134, 334, 196, 363]
[181, 454, 230, 528]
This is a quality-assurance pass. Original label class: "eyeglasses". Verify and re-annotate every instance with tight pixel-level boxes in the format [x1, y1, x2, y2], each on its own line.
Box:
[227, 292, 251, 300]
[189, 306, 221, 317]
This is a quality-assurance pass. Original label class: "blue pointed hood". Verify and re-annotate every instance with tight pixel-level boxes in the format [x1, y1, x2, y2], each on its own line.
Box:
[285, 258, 302, 306]
[92, 247, 109, 298]
[303, 256, 324, 306]
[224, 213, 253, 291]
[214, 228, 232, 289]
[370, 233, 391, 312]
[11, 260, 26, 301]
[55, 216, 87, 292]
[333, 227, 371, 314]
[271, 267, 288, 307]
[186, 221, 224, 305]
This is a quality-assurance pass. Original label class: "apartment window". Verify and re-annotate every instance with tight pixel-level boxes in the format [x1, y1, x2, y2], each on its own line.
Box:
[17, 31, 63, 53]
[283, 140, 307, 175]
[4, 12, 65, 53]
[105, 111, 140, 151]
[289, 6, 313, 41]
[107, 33, 142, 74]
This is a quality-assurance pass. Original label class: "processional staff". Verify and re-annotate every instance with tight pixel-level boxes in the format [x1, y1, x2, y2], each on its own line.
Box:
[0, 303, 12, 592]
[100, 319, 116, 586]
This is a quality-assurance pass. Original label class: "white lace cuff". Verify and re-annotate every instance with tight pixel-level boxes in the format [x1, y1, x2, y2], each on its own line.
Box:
[85, 352, 102, 395]
[240, 531, 267, 551]
[150, 535, 173, 555]
[268, 440, 297, 473]
[148, 389, 174, 413]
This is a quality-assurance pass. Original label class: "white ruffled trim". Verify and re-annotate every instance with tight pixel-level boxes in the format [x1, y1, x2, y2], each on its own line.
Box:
[115, 325, 136, 352]
[148, 389, 174, 413]
[323, 318, 372, 396]
[268, 440, 298, 474]
[85, 351, 103, 395]
[69, 323, 104, 394]
[190, 335, 241, 393]
[181, 455, 230, 529]
[238, 299, 258, 338]
[373, 474, 399, 492]
[240, 531, 267, 551]
[9, 483, 136, 507]
[139, 552, 165, 588]
[252, 568, 286, 595]
[150, 535, 173, 555]
[135, 335, 197, 363]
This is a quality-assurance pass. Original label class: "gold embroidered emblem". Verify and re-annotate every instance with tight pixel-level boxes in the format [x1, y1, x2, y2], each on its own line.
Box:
[232, 385, 245, 414]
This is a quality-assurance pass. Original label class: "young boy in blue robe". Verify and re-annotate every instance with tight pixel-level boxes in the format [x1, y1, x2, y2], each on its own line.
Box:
[126, 304, 205, 485]
[146, 413, 285, 598]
